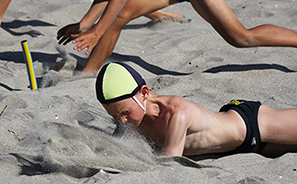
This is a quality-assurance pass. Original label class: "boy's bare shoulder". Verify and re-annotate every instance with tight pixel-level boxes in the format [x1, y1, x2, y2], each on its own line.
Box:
[158, 95, 195, 118]
[161, 95, 187, 102]
[159, 95, 190, 108]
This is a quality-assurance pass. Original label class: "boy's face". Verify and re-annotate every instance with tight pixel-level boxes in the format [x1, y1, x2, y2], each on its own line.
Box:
[103, 97, 145, 128]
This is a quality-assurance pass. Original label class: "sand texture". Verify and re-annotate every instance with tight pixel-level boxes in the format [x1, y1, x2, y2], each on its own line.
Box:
[1, 0, 297, 183]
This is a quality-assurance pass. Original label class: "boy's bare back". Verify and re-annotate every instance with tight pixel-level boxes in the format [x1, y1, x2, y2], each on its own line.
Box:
[137, 93, 247, 156]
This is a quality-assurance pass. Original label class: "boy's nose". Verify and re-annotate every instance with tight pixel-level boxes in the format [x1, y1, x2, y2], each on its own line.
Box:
[119, 116, 128, 124]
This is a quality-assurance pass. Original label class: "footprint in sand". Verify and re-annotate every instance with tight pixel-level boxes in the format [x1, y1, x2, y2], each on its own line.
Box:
[150, 76, 180, 91]
[1, 94, 28, 109]
[146, 17, 192, 31]
[232, 2, 274, 19]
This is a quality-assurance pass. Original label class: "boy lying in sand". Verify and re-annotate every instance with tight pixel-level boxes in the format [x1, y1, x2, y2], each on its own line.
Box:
[58, 0, 297, 75]
[95, 62, 297, 158]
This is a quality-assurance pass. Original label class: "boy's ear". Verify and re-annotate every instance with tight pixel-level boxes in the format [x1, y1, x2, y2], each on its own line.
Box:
[140, 85, 149, 100]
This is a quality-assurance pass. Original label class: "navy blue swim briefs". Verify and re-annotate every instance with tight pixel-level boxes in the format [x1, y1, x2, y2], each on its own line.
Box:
[219, 99, 267, 154]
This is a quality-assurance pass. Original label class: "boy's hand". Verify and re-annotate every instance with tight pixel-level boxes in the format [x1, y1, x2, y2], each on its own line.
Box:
[72, 29, 101, 55]
[57, 23, 83, 45]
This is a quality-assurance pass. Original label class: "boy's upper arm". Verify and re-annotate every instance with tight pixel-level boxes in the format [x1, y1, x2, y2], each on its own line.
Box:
[162, 110, 190, 156]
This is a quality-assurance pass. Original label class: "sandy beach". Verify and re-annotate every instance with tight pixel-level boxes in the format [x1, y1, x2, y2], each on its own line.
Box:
[1, 0, 297, 183]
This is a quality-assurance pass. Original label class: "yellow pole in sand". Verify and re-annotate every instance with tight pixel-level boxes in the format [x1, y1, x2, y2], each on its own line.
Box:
[21, 40, 38, 90]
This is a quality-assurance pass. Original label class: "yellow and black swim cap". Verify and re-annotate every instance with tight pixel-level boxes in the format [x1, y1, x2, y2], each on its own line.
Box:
[96, 62, 146, 104]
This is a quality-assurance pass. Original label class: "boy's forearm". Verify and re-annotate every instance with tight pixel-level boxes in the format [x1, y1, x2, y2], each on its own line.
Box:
[79, 0, 108, 32]
[163, 148, 183, 157]
[91, 0, 128, 38]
